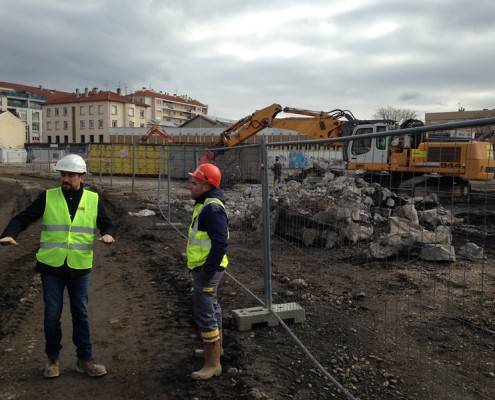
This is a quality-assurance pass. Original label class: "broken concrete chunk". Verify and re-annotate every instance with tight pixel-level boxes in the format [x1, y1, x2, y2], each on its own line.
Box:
[459, 242, 484, 261]
[325, 231, 338, 249]
[302, 228, 319, 247]
[393, 204, 419, 225]
[420, 244, 456, 262]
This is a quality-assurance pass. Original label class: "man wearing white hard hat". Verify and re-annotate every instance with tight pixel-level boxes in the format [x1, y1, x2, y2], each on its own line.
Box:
[0, 154, 116, 379]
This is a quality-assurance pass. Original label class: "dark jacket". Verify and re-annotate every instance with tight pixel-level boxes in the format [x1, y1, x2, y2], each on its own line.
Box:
[272, 161, 282, 176]
[0, 184, 116, 278]
[193, 188, 229, 279]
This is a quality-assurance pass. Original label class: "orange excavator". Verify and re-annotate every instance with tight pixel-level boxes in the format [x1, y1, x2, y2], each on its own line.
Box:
[204, 103, 495, 194]
[201, 103, 384, 162]
[141, 122, 174, 143]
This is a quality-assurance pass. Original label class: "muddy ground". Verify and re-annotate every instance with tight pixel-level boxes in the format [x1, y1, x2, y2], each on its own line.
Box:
[0, 168, 494, 400]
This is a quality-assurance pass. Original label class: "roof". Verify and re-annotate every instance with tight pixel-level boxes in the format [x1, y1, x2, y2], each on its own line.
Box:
[132, 88, 206, 107]
[45, 90, 148, 106]
[0, 81, 69, 98]
[179, 114, 232, 128]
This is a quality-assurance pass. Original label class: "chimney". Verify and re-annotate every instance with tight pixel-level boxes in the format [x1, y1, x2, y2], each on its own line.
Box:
[92, 87, 98, 94]
[38, 85, 43, 89]
[84, 88, 89, 97]
[116, 88, 121, 95]
[75, 88, 80, 97]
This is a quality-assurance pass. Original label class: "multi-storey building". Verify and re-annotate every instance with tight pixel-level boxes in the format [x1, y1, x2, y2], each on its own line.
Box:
[43, 88, 148, 144]
[0, 81, 69, 143]
[131, 88, 207, 126]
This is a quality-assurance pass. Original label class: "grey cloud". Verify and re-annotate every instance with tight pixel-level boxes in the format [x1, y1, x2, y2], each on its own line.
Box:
[0, 0, 494, 120]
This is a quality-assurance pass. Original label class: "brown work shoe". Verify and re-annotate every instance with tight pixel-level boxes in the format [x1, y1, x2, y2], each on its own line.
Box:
[76, 359, 107, 377]
[43, 358, 60, 379]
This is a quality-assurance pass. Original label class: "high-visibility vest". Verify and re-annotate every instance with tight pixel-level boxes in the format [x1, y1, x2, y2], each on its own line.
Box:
[187, 197, 228, 271]
[36, 187, 98, 269]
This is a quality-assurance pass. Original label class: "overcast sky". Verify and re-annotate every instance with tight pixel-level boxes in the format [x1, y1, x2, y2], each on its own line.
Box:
[1, 0, 494, 120]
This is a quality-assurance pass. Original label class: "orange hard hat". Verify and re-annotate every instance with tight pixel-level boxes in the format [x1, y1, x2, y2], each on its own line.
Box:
[188, 163, 222, 188]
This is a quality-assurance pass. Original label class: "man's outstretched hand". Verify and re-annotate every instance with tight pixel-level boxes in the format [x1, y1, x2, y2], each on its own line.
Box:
[98, 234, 115, 244]
[0, 237, 18, 246]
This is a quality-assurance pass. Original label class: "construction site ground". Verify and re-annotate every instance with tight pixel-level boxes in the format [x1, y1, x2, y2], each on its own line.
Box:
[0, 166, 494, 400]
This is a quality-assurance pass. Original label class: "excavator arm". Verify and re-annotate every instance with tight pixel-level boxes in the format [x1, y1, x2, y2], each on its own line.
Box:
[220, 104, 353, 147]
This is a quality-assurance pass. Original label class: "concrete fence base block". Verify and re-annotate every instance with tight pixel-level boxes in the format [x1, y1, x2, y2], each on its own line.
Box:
[233, 302, 306, 331]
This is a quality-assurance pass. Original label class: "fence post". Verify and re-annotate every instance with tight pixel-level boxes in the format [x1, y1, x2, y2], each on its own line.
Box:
[99, 144, 103, 183]
[167, 145, 171, 222]
[131, 142, 136, 193]
[110, 143, 113, 187]
[260, 138, 273, 310]
[157, 145, 163, 207]
[194, 148, 199, 169]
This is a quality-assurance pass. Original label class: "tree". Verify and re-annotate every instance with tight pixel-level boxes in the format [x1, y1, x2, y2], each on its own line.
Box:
[373, 106, 418, 124]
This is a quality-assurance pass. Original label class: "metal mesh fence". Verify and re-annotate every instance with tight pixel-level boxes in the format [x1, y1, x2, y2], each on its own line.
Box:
[82, 117, 495, 399]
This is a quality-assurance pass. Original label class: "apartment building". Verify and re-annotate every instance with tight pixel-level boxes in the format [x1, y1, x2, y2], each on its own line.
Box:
[0, 81, 69, 143]
[131, 88, 207, 126]
[43, 88, 148, 144]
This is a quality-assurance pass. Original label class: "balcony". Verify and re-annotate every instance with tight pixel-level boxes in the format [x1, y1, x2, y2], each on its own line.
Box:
[7, 99, 28, 108]
[3, 90, 46, 101]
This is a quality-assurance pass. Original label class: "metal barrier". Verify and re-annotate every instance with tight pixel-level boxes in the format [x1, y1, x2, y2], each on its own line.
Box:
[88, 117, 495, 399]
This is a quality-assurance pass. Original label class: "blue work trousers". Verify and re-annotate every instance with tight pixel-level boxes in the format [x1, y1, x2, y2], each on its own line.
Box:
[192, 269, 224, 332]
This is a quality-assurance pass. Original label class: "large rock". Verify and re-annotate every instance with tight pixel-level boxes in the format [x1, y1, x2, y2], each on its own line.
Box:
[368, 234, 413, 259]
[340, 222, 373, 243]
[420, 244, 456, 262]
[302, 228, 319, 247]
[458, 242, 484, 261]
[393, 204, 419, 225]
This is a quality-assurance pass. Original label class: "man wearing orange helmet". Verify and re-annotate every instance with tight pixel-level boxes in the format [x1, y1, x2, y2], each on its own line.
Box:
[186, 162, 229, 380]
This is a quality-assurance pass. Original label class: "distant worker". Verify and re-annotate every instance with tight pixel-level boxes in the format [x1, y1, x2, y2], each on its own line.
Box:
[272, 156, 283, 184]
[0, 154, 116, 379]
[187, 162, 229, 380]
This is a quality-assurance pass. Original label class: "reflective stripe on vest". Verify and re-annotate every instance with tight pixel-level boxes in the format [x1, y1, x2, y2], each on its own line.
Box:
[186, 197, 228, 270]
[36, 187, 99, 269]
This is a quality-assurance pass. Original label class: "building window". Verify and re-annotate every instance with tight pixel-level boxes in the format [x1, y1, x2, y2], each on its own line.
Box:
[47, 122, 52, 131]
[89, 120, 94, 129]
[128, 108, 134, 117]
[80, 120, 85, 129]
[99, 135, 104, 143]
[54, 108, 59, 116]
[140, 123, 145, 127]
[98, 105, 103, 114]
[90, 135, 95, 143]
[55, 121, 60, 130]
[80, 135, 85, 143]
[32, 122, 40, 132]
[47, 108, 51, 117]
[48, 136, 52, 143]
[111, 105, 117, 115]
[64, 135, 69, 144]
[112, 120, 117, 127]
[98, 119, 103, 129]
[63, 107, 67, 116]
[140, 110, 145, 118]
[56, 135, 60, 143]
[129, 121, 134, 127]
[89, 105, 94, 115]
[80, 105, 85, 115]
[63, 121, 68, 130]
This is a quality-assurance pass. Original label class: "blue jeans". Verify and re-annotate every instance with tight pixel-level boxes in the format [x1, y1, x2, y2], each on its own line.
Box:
[41, 272, 92, 361]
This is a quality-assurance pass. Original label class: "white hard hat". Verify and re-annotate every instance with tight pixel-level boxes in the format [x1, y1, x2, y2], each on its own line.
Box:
[55, 154, 87, 174]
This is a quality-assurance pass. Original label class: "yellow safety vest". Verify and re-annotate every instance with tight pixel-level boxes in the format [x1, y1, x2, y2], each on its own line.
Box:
[36, 187, 98, 269]
[186, 197, 228, 271]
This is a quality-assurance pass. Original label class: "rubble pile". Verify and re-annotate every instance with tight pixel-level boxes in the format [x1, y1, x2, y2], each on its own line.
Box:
[223, 172, 482, 262]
